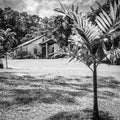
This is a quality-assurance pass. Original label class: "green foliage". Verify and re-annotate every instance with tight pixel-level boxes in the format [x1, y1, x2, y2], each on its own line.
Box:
[0, 7, 56, 46]
[55, 4, 104, 69]
[53, 15, 73, 48]
[95, 0, 120, 36]
[0, 7, 73, 53]
[14, 51, 35, 59]
[87, 0, 119, 24]
[86, 0, 120, 65]
[95, 0, 120, 64]
[0, 28, 17, 55]
[55, 0, 120, 67]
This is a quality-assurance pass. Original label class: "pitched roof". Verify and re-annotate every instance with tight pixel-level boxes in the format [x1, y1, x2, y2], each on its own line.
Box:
[40, 38, 57, 45]
[14, 35, 45, 50]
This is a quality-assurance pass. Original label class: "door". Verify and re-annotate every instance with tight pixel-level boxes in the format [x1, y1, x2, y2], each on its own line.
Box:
[42, 45, 46, 58]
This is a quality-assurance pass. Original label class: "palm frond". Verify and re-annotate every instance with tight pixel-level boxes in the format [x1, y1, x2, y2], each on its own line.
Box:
[58, 0, 66, 13]
[90, 6, 95, 12]
[72, 4, 74, 12]
[66, 9, 102, 45]
[96, 0, 120, 38]
[110, 2, 116, 22]
[96, 1, 102, 8]
[54, 8, 65, 14]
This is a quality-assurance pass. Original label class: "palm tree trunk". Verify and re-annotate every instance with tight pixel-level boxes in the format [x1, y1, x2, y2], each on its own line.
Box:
[6, 52, 8, 69]
[93, 60, 99, 120]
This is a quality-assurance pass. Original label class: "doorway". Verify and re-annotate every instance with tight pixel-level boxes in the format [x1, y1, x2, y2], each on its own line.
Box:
[42, 45, 46, 58]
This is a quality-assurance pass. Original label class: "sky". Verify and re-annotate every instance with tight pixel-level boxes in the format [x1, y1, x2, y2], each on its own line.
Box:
[0, 0, 106, 18]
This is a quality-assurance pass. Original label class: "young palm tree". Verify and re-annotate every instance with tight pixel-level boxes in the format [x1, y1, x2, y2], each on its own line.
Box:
[55, 0, 120, 119]
[0, 28, 17, 68]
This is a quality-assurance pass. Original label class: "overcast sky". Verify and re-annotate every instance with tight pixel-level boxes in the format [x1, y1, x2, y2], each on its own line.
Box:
[0, 0, 106, 18]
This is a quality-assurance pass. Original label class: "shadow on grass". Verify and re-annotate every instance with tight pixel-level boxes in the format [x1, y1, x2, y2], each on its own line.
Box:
[0, 73, 78, 107]
[0, 72, 120, 109]
[98, 76, 120, 89]
[14, 89, 77, 105]
[45, 109, 114, 120]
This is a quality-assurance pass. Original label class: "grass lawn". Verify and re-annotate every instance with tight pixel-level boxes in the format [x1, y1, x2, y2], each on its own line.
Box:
[0, 59, 120, 120]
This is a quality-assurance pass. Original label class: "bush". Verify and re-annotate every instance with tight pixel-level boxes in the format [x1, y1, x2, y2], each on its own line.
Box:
[102, 58, 120, 65]
[14, 51, 35, 59]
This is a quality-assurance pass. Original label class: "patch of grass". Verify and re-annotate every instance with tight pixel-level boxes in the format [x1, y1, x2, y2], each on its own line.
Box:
[15, 96, 33, 105]
[0, 72, 120, 119]
[67, 91, 87, 97]
[46, 109, 114, 120]
[103, 91, 117, 97]
[98, 77, 120, 89]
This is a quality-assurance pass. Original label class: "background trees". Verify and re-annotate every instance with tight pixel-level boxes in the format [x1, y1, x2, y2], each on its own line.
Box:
[0, 6, 73, 48]
[53, 15, 73, 48]
[0, 7, 42, 45]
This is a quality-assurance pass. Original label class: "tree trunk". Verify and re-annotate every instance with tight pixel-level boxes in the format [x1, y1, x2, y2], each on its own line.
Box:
[6, 53, 8, 69]
[93, 61, 99, 120]
[0, 59, 3, 68]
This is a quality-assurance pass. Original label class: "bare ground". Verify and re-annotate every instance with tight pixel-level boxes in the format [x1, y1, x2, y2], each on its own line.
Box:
[0, 59, 120, 120]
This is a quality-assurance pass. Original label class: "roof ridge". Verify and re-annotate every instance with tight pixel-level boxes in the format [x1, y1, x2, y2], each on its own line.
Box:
[14, 35, 45, 50]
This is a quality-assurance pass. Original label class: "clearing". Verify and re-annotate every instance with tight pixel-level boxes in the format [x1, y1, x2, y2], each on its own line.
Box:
[0, 59, 120, 120]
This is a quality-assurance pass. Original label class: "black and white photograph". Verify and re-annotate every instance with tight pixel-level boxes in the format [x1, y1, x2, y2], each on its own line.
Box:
[0, 0, 120, 119]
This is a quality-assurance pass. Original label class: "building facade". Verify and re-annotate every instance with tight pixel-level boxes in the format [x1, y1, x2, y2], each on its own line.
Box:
[13, 35, 60, 59]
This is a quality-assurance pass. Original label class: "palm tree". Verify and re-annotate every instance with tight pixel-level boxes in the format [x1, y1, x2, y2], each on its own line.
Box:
[55, 0, 120, 119]
[0, 28, 17, 68]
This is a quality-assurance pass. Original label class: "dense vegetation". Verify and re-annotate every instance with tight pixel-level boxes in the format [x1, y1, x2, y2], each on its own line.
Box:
[0, 7, 72, 47]
[0, 7, 49, 45]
